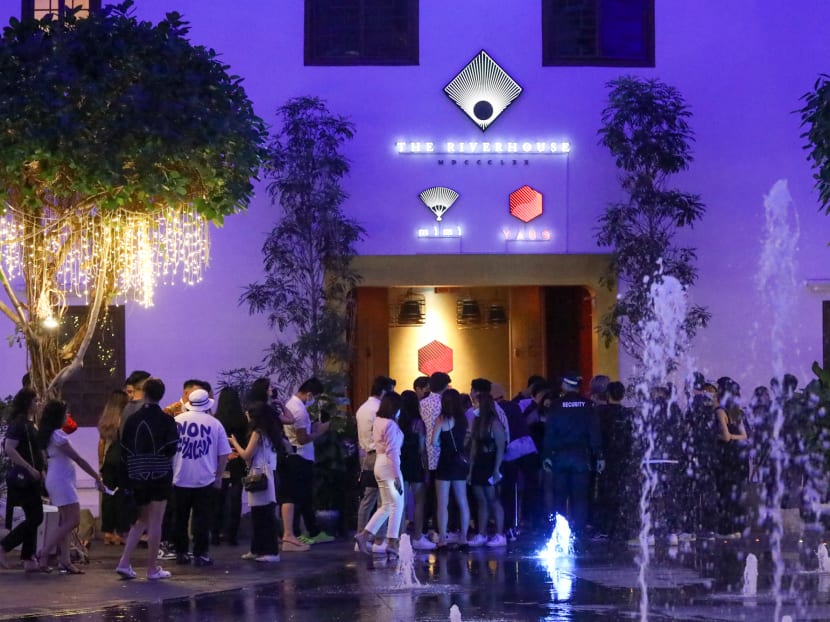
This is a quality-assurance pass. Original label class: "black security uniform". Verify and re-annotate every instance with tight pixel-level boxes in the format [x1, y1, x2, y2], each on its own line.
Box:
[543, 391, 602, 537]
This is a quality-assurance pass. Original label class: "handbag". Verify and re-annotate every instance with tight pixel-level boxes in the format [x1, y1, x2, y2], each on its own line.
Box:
[242, 439, 269, 492]
[449, 426, 469, 470]
[243, 467, 268, 492]
[5, 424, 37, 490]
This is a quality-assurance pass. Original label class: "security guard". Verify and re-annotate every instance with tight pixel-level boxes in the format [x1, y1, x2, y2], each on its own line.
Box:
[542, 374, 604, 540]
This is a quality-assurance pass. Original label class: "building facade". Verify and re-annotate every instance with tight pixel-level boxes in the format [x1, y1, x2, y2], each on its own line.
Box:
[1, 1, 829, 411]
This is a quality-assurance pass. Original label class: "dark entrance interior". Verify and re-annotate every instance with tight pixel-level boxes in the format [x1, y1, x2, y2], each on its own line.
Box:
[544, 286, 594, 387]
[352, 285, 595, 406]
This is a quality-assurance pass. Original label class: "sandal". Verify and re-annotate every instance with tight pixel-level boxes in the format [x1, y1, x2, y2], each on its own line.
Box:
[59, 562, 85, 575]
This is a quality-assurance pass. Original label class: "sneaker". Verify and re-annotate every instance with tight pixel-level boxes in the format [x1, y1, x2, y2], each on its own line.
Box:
[411, 535, 437, 551]
[147, 566, 171, 580]
[468, 534, 488, 547]
[175, 554, 191, 565]
[371, 542, 388, 555]
[255, 554, 281, 563]
[722, 532, 742, 540]
[307, 531, 335, 544]
[158, 546, 177, 561]
[666, 533, 679, 546]
[193, 555, 214, 567]
[241, 552, 258, 560]
[282, 539, 310, 552]
[486, 534, 508, 547]
[115, 565, 137, 580]
[678, 532, 697, 542]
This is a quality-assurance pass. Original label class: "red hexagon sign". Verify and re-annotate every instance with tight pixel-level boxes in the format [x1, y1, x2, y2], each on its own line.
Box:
[418, 340, 453, 376]
[509, 185, 543, 223]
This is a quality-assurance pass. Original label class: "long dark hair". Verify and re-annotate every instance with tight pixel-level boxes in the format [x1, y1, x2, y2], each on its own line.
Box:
[397, 390, 422, 433]
[37, 400, 67, 449]
[215, 387, 248, 440]
[247, 402, 283, 450]
[440, 388, 466, 430]
[7, 388, 37, 423]
[377, 391, 402, 420]
[472, 393, 498, 440]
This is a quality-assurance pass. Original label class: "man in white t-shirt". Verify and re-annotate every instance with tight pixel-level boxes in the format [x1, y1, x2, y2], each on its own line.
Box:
[172, 389, 230, 566]
[279, 377, 331, 551]
[355, 375, 396, 541]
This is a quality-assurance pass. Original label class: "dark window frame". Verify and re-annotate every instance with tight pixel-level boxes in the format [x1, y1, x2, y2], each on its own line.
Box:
[21, 0, 101, 20]
[542, 0, 655, 67]
[305, 0, 419, 66]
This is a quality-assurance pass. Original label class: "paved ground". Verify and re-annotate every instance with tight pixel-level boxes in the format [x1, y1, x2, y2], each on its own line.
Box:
[2, 530, 830, 621]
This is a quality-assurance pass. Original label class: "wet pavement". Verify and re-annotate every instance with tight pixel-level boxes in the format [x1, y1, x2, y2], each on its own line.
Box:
[4, 530, 830, 621]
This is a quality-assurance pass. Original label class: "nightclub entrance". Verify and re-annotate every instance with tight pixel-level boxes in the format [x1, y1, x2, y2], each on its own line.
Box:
[349, 254, 617, 406]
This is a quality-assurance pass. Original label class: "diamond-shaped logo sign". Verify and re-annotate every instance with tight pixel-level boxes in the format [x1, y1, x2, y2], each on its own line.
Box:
[510, 185, 543, 223]
[418, 340, 453, 376]
[444, 50, 522, 132]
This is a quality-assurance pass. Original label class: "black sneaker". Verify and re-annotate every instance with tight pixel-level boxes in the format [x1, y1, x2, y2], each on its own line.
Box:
[193, 555, 214, 567]
[175, 554, 191, 565]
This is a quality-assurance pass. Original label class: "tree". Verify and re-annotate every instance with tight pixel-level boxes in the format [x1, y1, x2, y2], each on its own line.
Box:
[596, 76, 709, 364]
[800, 73, 830, 215]
[242, 96, 365, 398]
[0, 2, 266, 399]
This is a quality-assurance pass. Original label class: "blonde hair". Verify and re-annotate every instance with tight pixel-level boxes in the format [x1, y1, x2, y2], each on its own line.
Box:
[98, 389, 129, 442]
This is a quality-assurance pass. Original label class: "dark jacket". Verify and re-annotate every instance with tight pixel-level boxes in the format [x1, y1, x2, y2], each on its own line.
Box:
[543, 392, 602, 462]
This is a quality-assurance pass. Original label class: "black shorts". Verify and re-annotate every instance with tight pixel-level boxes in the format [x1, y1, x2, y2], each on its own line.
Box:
[277, 454, 314, 505]
[130, 480, 172, 506]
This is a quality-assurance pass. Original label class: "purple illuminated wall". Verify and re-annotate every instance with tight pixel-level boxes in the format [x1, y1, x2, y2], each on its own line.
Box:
[1, 1, 829, 399]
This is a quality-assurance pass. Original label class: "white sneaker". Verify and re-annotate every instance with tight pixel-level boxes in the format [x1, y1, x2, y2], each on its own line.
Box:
[468, 534, 488, 547]
[241, 552, 258, 560]
[666, 533, 679, 546]
[255, 555, 280, 563]
[411, 535, 436, 550]
[147, 566, 171, 580]
[371, 542, 388, 555]
[486, 534, 507, 547]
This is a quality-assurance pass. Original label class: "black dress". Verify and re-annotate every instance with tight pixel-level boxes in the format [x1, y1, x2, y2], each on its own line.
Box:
[401, 421, 425, 484]
[470, 424, 497, 486]
[435, 422, 468, 482]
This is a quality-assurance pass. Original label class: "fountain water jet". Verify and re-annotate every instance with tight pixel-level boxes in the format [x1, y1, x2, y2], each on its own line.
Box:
[742, 553, 759, 597]
[635, 267, 693, 622]
[395, 534, 421, 588]
[449, 604, 462, 622]
[818, 544, 830, 573]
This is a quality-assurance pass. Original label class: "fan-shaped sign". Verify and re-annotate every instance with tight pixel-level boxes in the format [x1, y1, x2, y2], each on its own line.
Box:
[419, 187, 459, 222]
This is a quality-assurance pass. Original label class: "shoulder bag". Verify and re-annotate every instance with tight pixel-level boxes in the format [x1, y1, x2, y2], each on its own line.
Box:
[242, 437, 268, 492]
[5, 424, 37, 489]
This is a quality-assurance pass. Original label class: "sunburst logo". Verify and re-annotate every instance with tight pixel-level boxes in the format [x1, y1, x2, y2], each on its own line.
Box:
[419, 186, 459, 221]
[444, 50, 522, 132]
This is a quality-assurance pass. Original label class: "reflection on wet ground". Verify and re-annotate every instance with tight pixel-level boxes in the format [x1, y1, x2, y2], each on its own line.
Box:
[18, 532, 830, 621]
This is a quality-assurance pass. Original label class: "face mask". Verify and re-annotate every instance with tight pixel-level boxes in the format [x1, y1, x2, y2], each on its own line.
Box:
[305, 397, 316, 407]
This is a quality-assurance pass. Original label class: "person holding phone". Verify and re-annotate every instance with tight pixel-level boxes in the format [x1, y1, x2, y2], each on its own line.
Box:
[353, 391, 404, 559]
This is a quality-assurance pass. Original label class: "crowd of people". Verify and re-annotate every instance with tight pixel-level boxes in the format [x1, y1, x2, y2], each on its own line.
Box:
[0, 366, 820, 579]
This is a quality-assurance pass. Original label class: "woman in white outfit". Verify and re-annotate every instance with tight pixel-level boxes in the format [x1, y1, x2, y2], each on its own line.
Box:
[230, 402, 282, 562]
[354, 391, 404, 559]
[38, 400, 106, 573]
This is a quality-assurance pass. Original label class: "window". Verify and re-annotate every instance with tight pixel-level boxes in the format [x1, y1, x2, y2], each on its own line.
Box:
[824, 301, 830, 372]
[60, 305, 126, 426]
[305, 0, 418, 66]
[22, 0, 100, 20]
[543, 0, 654, 67]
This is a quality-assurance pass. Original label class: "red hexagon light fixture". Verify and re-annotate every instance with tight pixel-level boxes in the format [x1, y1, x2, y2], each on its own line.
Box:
[418, 340, 453, 376]
[509, 185, 543, 223]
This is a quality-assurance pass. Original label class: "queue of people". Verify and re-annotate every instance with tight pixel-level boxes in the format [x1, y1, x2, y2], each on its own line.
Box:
[0, 365, 814, 579]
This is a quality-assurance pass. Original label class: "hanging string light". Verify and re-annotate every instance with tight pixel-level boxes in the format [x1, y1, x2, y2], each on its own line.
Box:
[0, 203, 210, 308]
